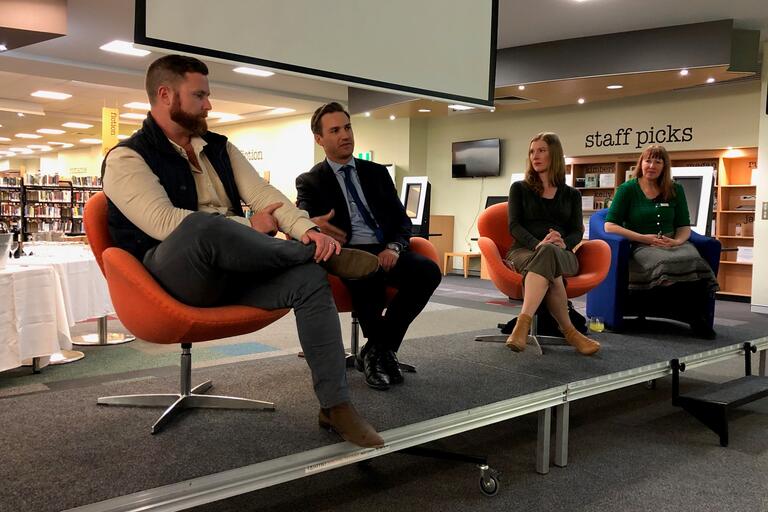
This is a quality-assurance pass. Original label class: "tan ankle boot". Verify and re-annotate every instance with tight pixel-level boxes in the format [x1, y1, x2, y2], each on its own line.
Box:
[506, 313, 532, 352]
[561, 325, 601, 355]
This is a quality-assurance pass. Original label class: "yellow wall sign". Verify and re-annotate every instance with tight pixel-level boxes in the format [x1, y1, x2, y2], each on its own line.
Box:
[101, 107, 120, 156]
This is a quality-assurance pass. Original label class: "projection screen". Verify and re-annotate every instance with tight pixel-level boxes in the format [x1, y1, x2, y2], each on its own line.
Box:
[134, 0, 498, 107]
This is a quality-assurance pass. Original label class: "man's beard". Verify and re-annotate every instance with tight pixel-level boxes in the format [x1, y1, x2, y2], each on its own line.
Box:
[170, 95, 208, 136]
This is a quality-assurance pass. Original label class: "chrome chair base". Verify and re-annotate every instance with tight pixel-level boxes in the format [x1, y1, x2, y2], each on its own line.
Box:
[97, 344, 274, 434]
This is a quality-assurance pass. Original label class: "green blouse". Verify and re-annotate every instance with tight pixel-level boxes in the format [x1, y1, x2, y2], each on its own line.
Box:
[605, 179, 690, 235]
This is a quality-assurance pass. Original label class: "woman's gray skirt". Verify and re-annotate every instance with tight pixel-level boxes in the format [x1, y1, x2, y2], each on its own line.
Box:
[629, 241, 719, 292]
[505, 243, 579, 282]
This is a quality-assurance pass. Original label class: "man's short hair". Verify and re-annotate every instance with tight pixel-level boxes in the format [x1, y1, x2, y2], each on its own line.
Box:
[310, 102, 350, 135]
[145, 55, 209, 104]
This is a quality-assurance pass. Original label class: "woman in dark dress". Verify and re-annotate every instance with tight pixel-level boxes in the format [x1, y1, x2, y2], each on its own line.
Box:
[505, 132, 600, 355]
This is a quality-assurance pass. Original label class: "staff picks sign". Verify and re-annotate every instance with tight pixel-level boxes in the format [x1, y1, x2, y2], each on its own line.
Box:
[584, 124, 693, 149]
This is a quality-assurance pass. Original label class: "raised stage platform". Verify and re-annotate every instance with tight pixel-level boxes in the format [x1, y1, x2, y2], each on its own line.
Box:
[3, 314, 767, 512]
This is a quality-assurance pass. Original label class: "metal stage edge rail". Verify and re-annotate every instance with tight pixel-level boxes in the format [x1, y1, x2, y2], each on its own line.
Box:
[66, 337, 768, 512]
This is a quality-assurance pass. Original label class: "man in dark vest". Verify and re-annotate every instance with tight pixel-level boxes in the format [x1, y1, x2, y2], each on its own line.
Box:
[102, 55, 382, 448]
[296, 103, 441, 391]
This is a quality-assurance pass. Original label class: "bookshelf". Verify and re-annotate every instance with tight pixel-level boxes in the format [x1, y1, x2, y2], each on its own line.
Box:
[570, 148, 757, 299]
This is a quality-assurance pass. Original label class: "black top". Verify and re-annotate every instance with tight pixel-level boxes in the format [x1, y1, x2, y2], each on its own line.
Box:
[507, 180, 584, 251]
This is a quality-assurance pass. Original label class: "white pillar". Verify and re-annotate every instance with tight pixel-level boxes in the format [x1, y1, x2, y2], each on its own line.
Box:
[751, 42, 768, 312]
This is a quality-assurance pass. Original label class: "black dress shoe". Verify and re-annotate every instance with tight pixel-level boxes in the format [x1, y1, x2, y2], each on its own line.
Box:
[379, 350, 404, 384]
[358, 346, 390, 390]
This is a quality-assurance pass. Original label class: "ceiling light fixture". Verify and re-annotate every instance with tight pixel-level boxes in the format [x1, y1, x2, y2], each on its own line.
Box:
[62, 122, 93, 129]
[208, 112, 244, 122]
[518, 85, 525, 91]
[123, 102, 151, 110]
[27, 145, 52, 150]
[37, 128, 66, 135]
[117, 134, 129, 140]
[17, 113, 24, 117]
[389, 115, 396, 120]
[706, 77, 715, 83]
[119, 112, 146, 120]
[31, 90, 72, 100]
[679, 69, 689, 76]
[80, 138, 102, 144]
[448, 104, 474, 111]
[15, 133, 43, 139]
[47, 141, 68, 146]
[606, 84, 623, 90]
[577, 98, 585, 104]
[100, 40, 151, 57]
[60, 143, 74, 149]
[233, 66, 274, 77]
[268, 108, 295, 115]
[364, 112, 371, 117]
[417, 109, 431, 113]
[0, 137, 11, 142]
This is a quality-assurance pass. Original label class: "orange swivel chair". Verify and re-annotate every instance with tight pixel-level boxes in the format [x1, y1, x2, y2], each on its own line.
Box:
[84, 192, 289, 434]
[327, 237, 440, 371]
[476, 202, 611, 344]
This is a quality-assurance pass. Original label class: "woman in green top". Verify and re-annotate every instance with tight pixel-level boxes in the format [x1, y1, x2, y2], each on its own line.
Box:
[505, 132, 600, 355]
[604, 145, 718, 336]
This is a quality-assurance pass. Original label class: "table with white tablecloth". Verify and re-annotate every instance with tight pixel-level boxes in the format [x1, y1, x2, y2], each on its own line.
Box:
[0, 244, 117, 373]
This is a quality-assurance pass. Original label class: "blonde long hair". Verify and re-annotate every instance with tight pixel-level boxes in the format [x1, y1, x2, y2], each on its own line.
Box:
[524, 132, 566, 195]
[633, 145, 676, 201]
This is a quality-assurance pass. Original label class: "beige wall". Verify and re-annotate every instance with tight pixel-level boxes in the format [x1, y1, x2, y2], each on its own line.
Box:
[425, 81, 761, 253]
[750, 43, 768, 311]
[217, 114, 315, 201]
[55, 146, 103, 176]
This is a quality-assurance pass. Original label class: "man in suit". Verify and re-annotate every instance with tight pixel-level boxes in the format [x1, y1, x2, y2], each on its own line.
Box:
[296, 102, 442, 390]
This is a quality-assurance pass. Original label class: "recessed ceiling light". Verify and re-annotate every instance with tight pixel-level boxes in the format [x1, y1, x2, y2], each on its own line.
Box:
[62, 122, 93, 129]
[37, 128, 66, 135]
[123, 102, 151, 110]
[518, 85, 525, 91]
[577, 98, 585, 104]
[17, 112, 24, 117]
[31, 90, 72, 100]
[15, 133, 42, 139]
[679, 69, 689, 76]
[60, 143, 74, 149]
[418, 109, 431, 113]
[99, 40, 150, 57]
[233, 66, 274, 77]
[0, 137, 10, 142]
[47, 141, 68, 146]
[268, 108, 295, 115]
[120, 112, 146, 120]
[706, 77, 715, 83]
[364, 112, 371, 117]
[117, 134, 129, 140]
[80, 138, 102, 144]
[9, 148, 32, 154]
[27, 145, 52, 150]
[606, 84, 623, 90]
[208, 112, 244, 121]
[389, 115, 396, 120]
[448, 104, 474, 111]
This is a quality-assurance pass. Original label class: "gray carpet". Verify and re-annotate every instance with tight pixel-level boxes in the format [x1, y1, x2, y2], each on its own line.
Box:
[2, 308, 767, 511]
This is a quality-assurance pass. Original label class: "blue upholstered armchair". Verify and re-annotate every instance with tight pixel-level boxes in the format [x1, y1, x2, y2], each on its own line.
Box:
[586, 208, 721, 332]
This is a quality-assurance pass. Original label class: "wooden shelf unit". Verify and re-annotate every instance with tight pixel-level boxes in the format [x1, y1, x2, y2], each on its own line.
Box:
[569, 148, 758, 298]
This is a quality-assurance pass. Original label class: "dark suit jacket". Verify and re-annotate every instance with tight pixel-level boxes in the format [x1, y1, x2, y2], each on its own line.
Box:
[296, 159, 412, 250]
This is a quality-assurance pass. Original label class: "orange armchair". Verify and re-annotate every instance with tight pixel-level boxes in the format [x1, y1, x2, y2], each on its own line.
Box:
[328, 237, 439, 371]
[477, 202, 611, 302]
[84, 192, 289, 434]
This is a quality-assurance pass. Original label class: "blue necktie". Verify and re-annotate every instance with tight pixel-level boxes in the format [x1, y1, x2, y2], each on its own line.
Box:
[340, 165, 384, 243]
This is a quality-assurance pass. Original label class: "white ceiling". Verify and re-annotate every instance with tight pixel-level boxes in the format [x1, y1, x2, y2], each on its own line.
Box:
[0, 0, 766, 158]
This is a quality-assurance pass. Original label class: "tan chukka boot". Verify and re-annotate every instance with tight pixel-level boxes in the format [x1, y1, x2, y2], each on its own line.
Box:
[506, 313, 532, 352]
[561, 325, 601, 355]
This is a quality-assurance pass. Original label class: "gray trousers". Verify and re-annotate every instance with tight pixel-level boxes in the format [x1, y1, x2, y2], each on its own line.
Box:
[142, 212, 348, 408]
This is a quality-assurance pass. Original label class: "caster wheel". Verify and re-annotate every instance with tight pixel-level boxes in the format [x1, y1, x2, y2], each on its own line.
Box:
[479, 475, 499, 496]
[644, 379, 657, 390]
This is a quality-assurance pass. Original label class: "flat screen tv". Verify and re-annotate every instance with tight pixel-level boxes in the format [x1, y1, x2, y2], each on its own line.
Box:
[452, 138, 501, 178]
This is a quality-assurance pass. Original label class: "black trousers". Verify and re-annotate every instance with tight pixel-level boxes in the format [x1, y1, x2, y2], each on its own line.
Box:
[344, 243, 442, 353]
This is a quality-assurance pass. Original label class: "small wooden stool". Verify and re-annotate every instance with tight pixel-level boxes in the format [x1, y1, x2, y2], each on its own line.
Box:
[443, 251, 480, 278]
